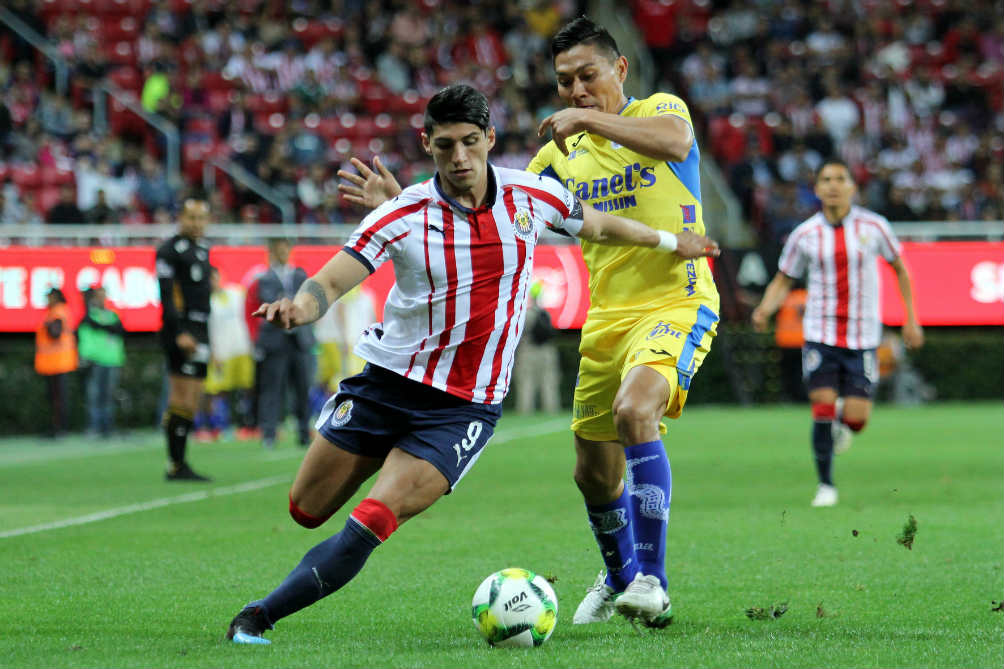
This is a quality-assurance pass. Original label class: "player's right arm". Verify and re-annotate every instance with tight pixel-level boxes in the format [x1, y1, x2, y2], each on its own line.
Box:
[752, 273, 796, 332]
[254, 251, 370, 330]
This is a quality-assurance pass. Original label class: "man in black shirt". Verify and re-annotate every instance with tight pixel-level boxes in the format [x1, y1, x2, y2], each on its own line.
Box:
[155, 199, 213, 481]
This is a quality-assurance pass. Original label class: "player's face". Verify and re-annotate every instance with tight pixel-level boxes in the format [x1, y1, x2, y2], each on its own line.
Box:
[554, 44, 628, 115]
[814, 164, 856, 211]
[422, 122, 496, 199]
[179, 200, 210, 239]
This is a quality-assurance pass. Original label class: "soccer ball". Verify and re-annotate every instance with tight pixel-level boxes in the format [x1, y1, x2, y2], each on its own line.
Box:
[471, 567, 558, 647]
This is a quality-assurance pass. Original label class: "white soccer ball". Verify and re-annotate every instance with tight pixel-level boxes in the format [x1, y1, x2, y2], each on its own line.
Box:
[471, 567, 558, 647]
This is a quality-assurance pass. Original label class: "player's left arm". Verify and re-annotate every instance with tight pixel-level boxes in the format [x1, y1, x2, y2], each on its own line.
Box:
[889, 256, 924, 349]
[577, 203, 719, 258]
[538, 108, 692, 162]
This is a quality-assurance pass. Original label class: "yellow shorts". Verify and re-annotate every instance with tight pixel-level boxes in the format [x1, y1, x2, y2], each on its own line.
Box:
[316, 342, 366, 390]
[204, 354, 255, 395]
[571, 303, 718, 442]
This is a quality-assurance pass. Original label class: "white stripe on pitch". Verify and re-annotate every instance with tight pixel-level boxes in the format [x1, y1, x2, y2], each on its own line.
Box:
[0, 475, 289, 539]
[0, 417, 570, 539]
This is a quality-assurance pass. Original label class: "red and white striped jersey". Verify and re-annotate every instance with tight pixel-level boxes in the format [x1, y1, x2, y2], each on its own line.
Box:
[343, 164, 581, 404]
[778, 205, 901, 350]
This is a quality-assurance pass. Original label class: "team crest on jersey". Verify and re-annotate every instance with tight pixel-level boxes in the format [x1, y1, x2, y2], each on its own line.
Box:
[330, 399, 353, 427]
[512, 209, 534, 239]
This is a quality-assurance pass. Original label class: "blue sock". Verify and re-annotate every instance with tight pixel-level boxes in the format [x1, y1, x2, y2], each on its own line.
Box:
[210, 397, 229, 431]
[625, 439, 671, 590]
[259, 516, 382, 623]
[585, 487, 638, 591]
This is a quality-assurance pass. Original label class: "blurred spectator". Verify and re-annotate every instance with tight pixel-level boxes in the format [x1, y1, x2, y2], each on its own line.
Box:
[815, 79, 860, 144]
[77, 286, 125, 437]
[137, 154, 176, 213]
[87, 189, 117, 224]
[36, 288, 78, 438]
[514, 284, 560, 414]
[141, 61, 172, 114]
[47, 184, 85, 224]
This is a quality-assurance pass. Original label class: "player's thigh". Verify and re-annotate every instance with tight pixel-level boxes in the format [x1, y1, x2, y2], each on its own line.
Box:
[366, 447, 450, 523]
[619, 304, 718, 420]
[291, 433, 384, 517]
[572, 319, 634, 442]
[167, 373, 205, 411]
[808, 387, 839, 404]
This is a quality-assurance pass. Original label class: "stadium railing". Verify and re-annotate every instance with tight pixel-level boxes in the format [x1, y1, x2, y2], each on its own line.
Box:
[0, 5, 69, 96]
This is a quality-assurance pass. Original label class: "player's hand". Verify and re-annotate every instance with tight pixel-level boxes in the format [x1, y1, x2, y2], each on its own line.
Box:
[176, 332, 198, 355]
[337, 156, 401, 209]
[751, 306, 770, 332]
[674, 230, 720, 259]
[902, 319, 924, 349]
[537, 108, 592, 156]
[253, 298, 305, 330]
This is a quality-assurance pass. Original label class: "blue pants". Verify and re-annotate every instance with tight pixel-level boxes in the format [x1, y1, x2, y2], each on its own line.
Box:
[85, 364, 121, 435]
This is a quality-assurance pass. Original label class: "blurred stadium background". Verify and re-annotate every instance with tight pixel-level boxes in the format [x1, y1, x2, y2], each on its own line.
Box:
[0, 0, 1001, 433]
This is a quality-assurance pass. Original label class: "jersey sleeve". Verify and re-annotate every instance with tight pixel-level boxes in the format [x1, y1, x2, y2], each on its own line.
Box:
[155, 242, 180, 335]
[777, 228, 808, 278]
[528, 173, 583, 237]
[873, 215, 902, 262]
[527, 143, 563, 183]
[342, 197, 419, 272]
[638, 92, 694, 129]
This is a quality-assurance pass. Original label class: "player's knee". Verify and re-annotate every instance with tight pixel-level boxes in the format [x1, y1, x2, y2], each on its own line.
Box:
[811, 402, 836, 422]
[843, 417, 866, 433]
[611, 400, 659, 442]
[288, 492, 331, 529]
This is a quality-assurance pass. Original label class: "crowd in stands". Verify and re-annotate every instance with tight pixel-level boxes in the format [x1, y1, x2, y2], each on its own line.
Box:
[633, 0, 1003, 245]
[1, 0, 1001, 239]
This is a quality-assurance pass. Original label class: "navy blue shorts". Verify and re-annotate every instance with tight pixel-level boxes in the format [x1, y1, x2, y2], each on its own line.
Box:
[802, 341, 878, 398]
[314, 364, 503, 492]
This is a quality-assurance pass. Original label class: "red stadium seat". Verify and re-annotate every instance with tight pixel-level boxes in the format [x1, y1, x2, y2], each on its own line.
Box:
[100, 16, 139, 42]
[185, 117, 217, 138]
[245, 93, 288, 114]
[255, 112, 286, 135]
[40, 166, 75, 186]
[206, 89, 232, 114]
[36, 187, 64, 215]
[11, 165, 41, 190]
[104, 41, 137, 67]
[108, 67, 142, 93]
[201, 71, 234, 92]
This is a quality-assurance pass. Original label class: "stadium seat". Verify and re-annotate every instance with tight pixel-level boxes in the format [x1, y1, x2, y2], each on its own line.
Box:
[184, 117, 217, 140]
[104, 41, 137, 68]
[40, 166, 75, 186]
[11, 165, 41, 190]
[201, 71, 234, 92]
[36, 186, 64, 215]
[108, 67, 142, 93]
[245, 93, 288, 115]
[100, 16, 139, 42]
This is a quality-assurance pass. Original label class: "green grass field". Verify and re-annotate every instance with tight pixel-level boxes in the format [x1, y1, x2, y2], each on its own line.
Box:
[2, 403, 1002, 668]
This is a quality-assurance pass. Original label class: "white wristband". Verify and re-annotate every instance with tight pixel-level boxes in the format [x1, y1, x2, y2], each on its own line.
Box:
[656, 230, 678, 252]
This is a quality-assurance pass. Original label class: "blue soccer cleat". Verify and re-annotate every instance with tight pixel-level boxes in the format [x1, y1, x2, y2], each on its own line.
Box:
[226, 604, 273, 645]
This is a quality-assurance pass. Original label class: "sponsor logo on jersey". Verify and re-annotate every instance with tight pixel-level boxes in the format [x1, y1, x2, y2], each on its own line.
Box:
[331, 399, 354, 427]
[512, 209, 534, 239]
[563, 162, 658, 203]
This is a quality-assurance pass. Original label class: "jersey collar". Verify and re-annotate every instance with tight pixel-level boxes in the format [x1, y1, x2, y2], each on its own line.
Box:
[433, 163, 498, 214]
[617, 97, 636, 115]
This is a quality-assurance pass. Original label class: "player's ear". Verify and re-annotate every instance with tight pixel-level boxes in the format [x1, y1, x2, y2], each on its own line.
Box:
[615, 55, 628, 84]
[420, 130, 432, 156]
[486, 126, 496, 152]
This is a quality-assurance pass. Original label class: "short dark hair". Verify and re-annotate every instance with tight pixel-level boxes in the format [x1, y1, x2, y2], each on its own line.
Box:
[550, 16, 621, 62]
[423, 85, 490, 135]
[816, 158, 854, 181]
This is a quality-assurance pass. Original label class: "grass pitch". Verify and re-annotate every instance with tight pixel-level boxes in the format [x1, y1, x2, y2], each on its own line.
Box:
[2, 403, 1001, 668]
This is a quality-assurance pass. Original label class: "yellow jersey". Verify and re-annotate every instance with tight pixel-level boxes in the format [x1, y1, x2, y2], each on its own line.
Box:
[527, 93, 719, 320]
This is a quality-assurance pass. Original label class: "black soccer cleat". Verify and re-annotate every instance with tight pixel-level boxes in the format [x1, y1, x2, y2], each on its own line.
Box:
[165, 462, 212, 482]
[226, 605, 273, 645]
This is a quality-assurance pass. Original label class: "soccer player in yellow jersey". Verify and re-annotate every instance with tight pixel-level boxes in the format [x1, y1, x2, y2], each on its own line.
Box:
[530, 17, 719, 628]
[335, 17, 718, 630]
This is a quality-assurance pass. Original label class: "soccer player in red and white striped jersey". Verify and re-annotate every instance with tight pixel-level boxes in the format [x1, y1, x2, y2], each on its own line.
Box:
[224, 84, 719, 644]
[753, 160, 923, 507]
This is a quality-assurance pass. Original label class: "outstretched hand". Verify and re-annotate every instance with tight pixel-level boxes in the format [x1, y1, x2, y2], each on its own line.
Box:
[675, 230, 720, 259]
[252, 298, 305, 330]
[337, 156, 402, 209]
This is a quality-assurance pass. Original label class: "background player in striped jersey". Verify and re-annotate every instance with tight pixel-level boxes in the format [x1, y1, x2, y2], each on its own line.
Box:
[225, 84, 719, 644]
[337, 17, 721, 629]
[752, 159, 924, 507]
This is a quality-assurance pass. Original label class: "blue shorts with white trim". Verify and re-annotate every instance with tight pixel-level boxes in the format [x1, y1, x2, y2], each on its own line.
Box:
[315, 363, 502, 492]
